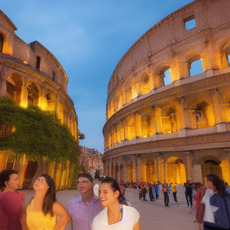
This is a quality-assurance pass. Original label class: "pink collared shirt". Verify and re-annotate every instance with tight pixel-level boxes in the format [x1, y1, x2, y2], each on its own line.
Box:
[67, 195, 102, 230]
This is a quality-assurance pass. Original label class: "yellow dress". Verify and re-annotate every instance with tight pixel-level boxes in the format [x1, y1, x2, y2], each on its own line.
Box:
[26, 203, 56, 230]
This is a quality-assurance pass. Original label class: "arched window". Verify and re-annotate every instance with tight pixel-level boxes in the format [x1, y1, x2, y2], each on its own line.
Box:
[163, 69, 171, 85]
[189, 58, 203, 76]
[0, 34, 3, 53]
[159, 67, 171, 87]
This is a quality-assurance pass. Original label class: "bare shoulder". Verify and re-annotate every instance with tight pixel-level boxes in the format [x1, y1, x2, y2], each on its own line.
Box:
[53, 201, 69, 216]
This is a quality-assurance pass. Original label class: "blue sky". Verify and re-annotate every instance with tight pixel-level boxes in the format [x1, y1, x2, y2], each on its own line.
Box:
[1, 0, 194, 153]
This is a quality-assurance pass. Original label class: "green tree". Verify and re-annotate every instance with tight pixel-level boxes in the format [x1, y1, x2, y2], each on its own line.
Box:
[0, 97, 80, 164]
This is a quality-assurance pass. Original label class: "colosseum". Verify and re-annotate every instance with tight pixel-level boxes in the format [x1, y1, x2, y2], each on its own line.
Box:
[103, 0, 230, 185]
[0, 10, 79, 188]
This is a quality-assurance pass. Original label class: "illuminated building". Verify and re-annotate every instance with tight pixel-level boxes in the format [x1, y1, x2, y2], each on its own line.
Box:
[0, 10, 79, 188]
[79, 146, 103, 177]
[103, 0, 230, 184]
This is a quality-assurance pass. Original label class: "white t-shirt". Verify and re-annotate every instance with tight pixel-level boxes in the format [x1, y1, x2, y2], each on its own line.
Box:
[91, 205, 140, 230]
[201, 189, 216, 223]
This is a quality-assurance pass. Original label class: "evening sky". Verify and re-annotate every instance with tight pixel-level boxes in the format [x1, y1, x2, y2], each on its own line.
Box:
[1, 0, 194, 153]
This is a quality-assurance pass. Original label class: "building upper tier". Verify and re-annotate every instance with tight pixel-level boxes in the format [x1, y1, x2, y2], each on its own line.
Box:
[106, 0, 230, 120]
[0, 10, 68, 91]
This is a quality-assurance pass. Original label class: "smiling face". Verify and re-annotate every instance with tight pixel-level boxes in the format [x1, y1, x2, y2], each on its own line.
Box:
[76, 177, 93, 195]
[33, 176, 49, 192]
[99, 183, 119, 207]
[5, 173, 19, 192]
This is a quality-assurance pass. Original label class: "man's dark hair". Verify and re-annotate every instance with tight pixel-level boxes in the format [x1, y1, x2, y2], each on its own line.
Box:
[77, 173, 93, 182]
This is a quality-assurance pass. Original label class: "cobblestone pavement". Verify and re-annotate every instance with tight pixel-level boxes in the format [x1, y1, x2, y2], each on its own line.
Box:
[23, 185, 197, 230]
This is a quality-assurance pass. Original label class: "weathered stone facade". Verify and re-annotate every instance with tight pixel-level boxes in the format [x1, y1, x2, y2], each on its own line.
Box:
[0, 11, 79, 189]
[79, 146, 103, 177]
[103, 0, 230, 184]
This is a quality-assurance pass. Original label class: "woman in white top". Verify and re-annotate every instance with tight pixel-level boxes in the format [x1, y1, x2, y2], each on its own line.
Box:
[91, 177, 140, 230]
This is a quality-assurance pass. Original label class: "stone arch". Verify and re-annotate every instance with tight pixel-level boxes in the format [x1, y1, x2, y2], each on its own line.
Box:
[117, 121, 124, 142]
[140, 112, 153, 137]
[23, 161, 38, 189]
[187, 55, 203, 77]
[58, 100, 64, 123]
[161, 107, 177, 134]
[124, 79, 132, 104]
[189, 99, 215, 129]
[6, 73, 23, 105]
[146, 159, 155, 183]
[0, 32, 10, 54]
[201, 156, 223, 182]
[221, 92, 230, 122]
[166, 156, 186, 184]
[126, 115, 136, 140]
[140, 73, 150, 95]
[158, 65, 171, 87]
[27, 81, 40, 106]
[46, 90, 56, 113]
[223, 40, 230, 66]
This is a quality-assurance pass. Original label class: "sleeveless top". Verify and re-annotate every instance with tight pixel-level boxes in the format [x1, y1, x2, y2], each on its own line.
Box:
[26, 202, 56, 230]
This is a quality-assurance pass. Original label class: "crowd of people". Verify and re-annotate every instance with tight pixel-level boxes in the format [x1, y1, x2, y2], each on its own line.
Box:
[1, 169, 230, 230]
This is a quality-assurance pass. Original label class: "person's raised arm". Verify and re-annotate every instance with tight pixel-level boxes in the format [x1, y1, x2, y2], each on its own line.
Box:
[53, 202, 70, 230]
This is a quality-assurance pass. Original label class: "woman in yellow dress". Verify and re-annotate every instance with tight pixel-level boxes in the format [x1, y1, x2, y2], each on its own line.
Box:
[26, 174, 70, 230]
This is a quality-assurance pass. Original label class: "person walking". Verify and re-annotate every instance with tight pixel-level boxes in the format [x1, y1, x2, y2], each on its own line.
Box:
[26, 174, 69, 230]
[162, 180, 169, 207]
[0, 169, 28, 230]
[189, 182, 206, 230]
[184, 179, 193, 208]
[171, 182, 178, 202]
[92, 176, 141, 230]
[67, 173, 102, 230]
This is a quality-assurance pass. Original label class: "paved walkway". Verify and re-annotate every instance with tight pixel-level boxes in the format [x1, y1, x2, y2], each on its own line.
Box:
[23, 185, 197, 230]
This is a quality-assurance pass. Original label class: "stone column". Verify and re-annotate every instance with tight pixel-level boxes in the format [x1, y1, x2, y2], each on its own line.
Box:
[135, 155, 141, 184]
[154, 153, 160, 182]
[39, 85, 48, 110]
[117, 159, 121, 182]
[178, 97, 191, 129]
[135, 112, 142, 138]
[184, 151, 193, 180]
[224, 149, 230, 184]
[122, 158, 127, 182]
[148, 66, 154, 91]
[0, 66, 7, 97]
[209, 89, 223, 124]
[20, 79, 28, 108]
[178, 61, 190, 79]
[192, 161, 203, 183]
[123, 119, 128, 140]
[161, 159, 166, 182]
[152, 106, 163, 134]
[55, 95, 59, 117]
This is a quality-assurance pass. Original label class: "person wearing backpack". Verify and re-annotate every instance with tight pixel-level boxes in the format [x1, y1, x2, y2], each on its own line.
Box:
[203, 174, 230, 230]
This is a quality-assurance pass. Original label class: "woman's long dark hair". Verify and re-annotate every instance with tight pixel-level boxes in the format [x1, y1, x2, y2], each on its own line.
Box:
[206, 174, 226, 197]
[101, 177, 128, 205]
[40, 174, 57, 216]
[0, 169, 18, 191]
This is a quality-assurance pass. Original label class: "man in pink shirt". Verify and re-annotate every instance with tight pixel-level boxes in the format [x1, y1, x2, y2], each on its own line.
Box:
[67, 173, 103, 230]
